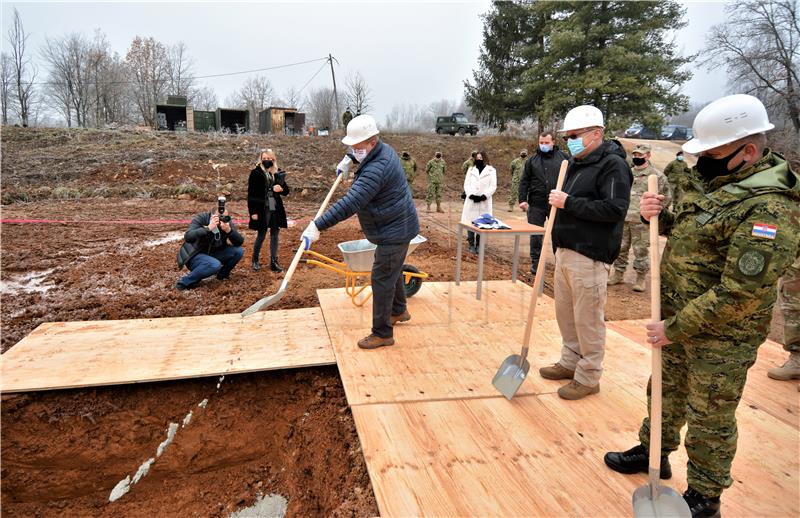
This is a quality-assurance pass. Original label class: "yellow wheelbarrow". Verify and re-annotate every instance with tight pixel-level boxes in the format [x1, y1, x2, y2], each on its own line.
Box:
[302, 234, 429, 306]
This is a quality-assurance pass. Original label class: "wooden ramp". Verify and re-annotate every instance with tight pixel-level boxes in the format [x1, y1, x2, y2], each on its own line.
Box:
[1, 308, 335, 392]
[319, 281, 799, 517]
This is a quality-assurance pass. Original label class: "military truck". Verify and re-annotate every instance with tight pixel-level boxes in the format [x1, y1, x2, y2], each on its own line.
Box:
[435, 113, 479, 136]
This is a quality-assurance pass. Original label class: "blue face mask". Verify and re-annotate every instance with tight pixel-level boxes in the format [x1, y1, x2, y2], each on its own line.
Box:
[539, 144, 553, 153]
[567, 137, 585, 156]
[676, 155, 684, 161]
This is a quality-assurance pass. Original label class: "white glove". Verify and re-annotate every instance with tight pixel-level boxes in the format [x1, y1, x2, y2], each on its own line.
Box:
[301, 221, 320, 250]
[336, 155, 353, 181]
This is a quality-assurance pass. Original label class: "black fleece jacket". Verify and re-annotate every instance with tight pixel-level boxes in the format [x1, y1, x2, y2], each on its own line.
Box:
[552, 140, 632, 264]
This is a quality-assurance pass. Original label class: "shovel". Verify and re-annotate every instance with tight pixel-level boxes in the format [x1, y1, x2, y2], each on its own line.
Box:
[631, 175, 691, 517]
[492, 159, 568, 400]
[241, 172, 345, 317]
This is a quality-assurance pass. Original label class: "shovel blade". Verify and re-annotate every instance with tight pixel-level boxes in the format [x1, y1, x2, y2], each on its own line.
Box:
[241, 290, 285, 318]
[632, 484, 691, 518]
[492, 354, 530, 400]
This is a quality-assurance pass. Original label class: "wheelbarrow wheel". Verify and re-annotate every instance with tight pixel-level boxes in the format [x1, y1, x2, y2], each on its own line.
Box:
[402, 264, 423, 298]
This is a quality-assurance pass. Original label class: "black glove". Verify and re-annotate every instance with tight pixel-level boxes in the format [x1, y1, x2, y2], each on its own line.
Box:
[478, 194, 488, 202]
[469, 194, 481, 202]
[460, 191, 467, 200]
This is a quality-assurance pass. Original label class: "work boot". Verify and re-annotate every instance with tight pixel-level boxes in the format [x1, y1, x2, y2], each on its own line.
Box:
[270, 259, 283, 273]
[390, 310, 411, 325]
[509, 204, 514, 212]
[632, 272, 647, 292]
[357, 334, 395, 350]
[426, 204, 432, 213]
[539, 363, 575, 380]
[468, 244, 478, 254]
[252, 260, 261, 271]
[767, 352, 800, 380]
[436, 201, 444, 213]
[607, 269, 625, 285]
[557, 379, 600, 400]
[683, 487, 721, 518]
[603, 444, 672, 479]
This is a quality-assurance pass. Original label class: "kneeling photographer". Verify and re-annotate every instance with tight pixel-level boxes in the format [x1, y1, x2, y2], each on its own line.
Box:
[176, 196, 244, 290]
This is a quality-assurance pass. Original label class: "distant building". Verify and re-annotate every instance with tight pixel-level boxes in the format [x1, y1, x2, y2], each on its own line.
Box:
[258, 107, 306, 135]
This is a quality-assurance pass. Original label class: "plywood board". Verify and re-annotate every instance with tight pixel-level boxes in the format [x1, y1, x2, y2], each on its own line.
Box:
[1, 308, 335, 393]
[607, 320, 799, 429]
[319, 281, 566, 405]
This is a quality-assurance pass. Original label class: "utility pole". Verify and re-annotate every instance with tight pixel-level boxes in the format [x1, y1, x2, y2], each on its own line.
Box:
[328, 53, 341, 130]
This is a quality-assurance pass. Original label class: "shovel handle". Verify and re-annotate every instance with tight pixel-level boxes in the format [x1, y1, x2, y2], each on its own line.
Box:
[519, 160, 568, 363]
[646, 174, 663, 488]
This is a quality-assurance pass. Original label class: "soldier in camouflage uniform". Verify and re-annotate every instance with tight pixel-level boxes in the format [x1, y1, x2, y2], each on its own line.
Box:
[400, 151, 417, 187]
[604, 95, 800, 518]
[426, 151, 446, 213]
[664, 150, 692, 203]
[508, 149, 528, 211]
[342, 107, 353, 128]
[767, 254, 800, 381]
[462, 150, 477, 175]
[609, 143, 672, 292]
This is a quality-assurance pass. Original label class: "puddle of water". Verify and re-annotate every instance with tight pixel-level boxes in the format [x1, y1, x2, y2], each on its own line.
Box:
[0, 269, 56, 295]
[142, 231, 184, 248]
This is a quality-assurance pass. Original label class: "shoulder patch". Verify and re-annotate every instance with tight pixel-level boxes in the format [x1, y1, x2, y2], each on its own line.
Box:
[752, 222, 777, 239]
[738, 249, 767, 277]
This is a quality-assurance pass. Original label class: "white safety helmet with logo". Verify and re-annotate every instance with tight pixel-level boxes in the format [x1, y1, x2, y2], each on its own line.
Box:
[342, 114, 380, 146]
[560, 105, 605, 132]
[683, 94, 774, 154]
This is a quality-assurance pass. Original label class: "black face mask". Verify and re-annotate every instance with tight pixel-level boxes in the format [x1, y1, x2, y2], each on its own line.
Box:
[696, 144, 747, 181]
[632, 157, 647, 166]
[262, 160, 273, 169]
[474, 159, 485, 171]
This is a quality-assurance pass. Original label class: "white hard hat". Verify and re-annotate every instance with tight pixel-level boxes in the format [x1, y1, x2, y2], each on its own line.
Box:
[683, 94, 774, 154]
[342, 114, 380, 146]
[560, 105, 605, 132]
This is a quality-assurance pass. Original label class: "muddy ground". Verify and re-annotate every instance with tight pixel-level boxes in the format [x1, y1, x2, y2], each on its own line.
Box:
[2, 127, 780, 517]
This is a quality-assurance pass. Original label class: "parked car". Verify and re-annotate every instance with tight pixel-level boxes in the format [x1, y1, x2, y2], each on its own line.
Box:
[661, 124, 690, 140]
[624, 124, 659, 139]
[436, 113, 479, 136]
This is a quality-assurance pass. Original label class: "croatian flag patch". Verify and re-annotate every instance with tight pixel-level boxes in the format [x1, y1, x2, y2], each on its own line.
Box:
[752, 223, 777, 240]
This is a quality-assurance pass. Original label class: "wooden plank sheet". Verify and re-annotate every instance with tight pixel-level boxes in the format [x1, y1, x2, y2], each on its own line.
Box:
[1, 308, 335, 393]
[318, 281, 562, 405]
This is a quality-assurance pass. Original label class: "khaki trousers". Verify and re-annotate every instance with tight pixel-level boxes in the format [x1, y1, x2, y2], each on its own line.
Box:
[554, 248, 610, 386]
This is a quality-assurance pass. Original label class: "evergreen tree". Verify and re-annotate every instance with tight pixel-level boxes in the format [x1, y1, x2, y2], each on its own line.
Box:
[466, 1, 692, 131]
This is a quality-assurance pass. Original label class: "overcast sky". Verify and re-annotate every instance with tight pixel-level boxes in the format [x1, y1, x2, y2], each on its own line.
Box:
[2, 1, 729, 124]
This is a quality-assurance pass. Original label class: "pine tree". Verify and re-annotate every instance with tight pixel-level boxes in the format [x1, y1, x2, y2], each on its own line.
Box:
[466, 1, 692, 131]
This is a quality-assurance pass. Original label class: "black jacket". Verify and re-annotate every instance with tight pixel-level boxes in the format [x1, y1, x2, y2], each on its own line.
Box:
[248, 166, 290, 230]
[519, 146, 569, 221]
[552, 140, 632, 264]
[177, 211, 245, 269]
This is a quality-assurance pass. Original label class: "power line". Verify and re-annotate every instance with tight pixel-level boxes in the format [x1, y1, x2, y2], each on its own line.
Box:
[31, 56, 329, 86]
[296, 60, 330, 97]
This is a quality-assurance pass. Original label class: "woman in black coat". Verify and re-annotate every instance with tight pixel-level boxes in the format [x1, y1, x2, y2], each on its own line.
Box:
[248, 148, 290, 272]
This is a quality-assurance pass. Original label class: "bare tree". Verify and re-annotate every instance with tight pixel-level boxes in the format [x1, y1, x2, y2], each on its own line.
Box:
[306, 86, 336, 130]
[192, 84, 217, 111]
[125, 36, 169, 126]
[40, 33, 97, 127]
[344, 71, 372, 115]
[7, 8, 37, 126]
[280, 85, 304, 110]
[1, 52, 14, 125]
[229, 75, 275, 131]
[166, 41, 195, 97]
[704, 0, 800, 132]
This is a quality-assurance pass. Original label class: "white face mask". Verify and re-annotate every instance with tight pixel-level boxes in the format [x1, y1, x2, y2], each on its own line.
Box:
[352, 148, 369, 162]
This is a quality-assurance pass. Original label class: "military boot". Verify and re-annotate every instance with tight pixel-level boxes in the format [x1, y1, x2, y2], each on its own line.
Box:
[557, 379, 600, 400]
[607, 269, 625, 285]
[436, 201, 444, 213]
[767, 352, 800, 380]
[632, 272, 647, 292]
[683, 487, 721, 518]
[539, 363, 575, 380]
[426, 204, 432, 213]
[604, 444, 672, 479]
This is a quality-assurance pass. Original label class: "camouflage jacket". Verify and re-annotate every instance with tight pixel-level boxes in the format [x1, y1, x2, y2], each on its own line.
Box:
[510, 157, 525, 178]
[664, 158, 690, 179]
[659, 150, 800, 345]
[462, 158, 473, 175]
[628, 163, 671, 222]
[400, 157, 417, 182]
[426, 158, 446, 182]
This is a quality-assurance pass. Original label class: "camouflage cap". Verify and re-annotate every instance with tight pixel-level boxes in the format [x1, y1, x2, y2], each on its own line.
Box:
[520, 149, 529, 156]
[401, 151, 409, 157]
[471, 150, 478, 157]
[632, 143, 651, 154]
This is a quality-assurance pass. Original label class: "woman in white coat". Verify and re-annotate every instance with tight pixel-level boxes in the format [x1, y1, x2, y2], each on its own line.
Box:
[461, 150, 497, 253]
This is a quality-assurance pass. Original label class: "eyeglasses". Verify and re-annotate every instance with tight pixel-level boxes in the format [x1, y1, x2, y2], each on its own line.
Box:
[562, 129, 592, 142]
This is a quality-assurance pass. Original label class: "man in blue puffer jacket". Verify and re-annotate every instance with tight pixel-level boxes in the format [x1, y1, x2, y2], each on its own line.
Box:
[302, 115, 420, 349]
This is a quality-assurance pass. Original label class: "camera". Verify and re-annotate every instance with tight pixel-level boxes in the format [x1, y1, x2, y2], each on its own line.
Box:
[217, 196, 232, 223]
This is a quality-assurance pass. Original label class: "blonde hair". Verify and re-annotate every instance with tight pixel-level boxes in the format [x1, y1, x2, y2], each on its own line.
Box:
[257, 148, 278, 172]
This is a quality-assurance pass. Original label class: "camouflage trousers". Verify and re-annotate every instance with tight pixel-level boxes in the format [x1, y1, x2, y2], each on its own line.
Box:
[638, 336, 760, 496]
[779, 257, 800, 352]
[426, 179, 443, 204]
[614, 221, 649, 274]
[508, 171, 522, 207]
